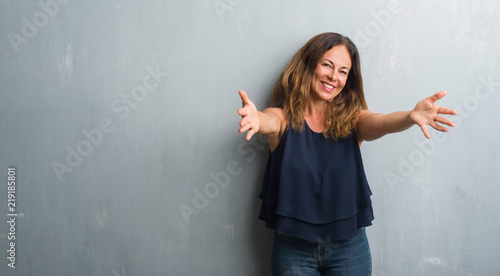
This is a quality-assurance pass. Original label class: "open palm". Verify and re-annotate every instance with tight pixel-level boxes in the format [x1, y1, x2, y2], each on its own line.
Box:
[410, 91, 458, 139]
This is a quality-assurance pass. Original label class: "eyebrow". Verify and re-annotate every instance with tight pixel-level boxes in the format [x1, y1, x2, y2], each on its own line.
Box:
[323, 59, 350, 70]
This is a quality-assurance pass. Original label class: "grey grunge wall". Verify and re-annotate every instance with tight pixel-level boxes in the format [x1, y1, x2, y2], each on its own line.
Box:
[1, 0, 499, 275]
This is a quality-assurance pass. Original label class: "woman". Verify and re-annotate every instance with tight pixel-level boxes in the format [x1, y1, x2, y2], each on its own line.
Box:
[237, 33, 456, 275]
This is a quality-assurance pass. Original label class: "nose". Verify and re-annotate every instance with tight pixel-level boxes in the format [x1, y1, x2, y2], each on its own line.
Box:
[329, 70, 338, 82]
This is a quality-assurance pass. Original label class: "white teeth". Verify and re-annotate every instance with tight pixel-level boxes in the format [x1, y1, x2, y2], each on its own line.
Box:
[322, 82, 333, 89]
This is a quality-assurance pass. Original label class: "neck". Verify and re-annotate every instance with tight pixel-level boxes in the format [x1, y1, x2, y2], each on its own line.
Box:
[305, 99, 327, 122]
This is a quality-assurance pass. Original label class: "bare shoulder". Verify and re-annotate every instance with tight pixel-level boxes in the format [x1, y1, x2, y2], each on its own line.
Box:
[263, 107, 287, 130]
[355, 109, 374, 145]
[357, 109, 374, 121]
[355, 109, 375, 128]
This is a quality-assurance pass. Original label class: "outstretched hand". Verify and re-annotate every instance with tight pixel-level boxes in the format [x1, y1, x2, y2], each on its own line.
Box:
[410, 90, 458, 139]
[237, 90, 260, 140]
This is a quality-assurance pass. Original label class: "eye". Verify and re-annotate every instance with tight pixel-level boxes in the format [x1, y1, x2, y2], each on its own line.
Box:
[340, 70, 348, 75]
[322, 63, 332, 68]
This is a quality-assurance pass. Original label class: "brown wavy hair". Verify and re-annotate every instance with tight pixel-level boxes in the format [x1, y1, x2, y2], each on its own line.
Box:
[271, 32, 368, 139]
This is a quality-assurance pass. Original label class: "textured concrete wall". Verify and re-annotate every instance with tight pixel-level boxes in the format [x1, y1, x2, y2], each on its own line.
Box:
[1, 0, 499, 275]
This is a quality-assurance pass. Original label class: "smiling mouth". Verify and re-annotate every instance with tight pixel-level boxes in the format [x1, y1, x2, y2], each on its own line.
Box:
[321, 81, 335, 92]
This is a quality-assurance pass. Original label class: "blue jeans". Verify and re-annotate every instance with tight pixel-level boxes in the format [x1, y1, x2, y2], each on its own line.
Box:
[271, 228, 371, 276]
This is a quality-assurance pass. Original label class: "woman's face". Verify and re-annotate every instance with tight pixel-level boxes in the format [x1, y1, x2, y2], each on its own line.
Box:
[311, 45, 352, 103]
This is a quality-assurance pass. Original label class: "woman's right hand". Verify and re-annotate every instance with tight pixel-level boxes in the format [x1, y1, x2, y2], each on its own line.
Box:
[237, 90, 260, 140]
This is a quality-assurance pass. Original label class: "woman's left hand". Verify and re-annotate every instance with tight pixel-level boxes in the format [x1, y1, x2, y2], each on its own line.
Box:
[410, 90, 458, 139]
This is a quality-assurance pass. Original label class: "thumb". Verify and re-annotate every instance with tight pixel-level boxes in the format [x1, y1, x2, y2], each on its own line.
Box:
[239, 90, 252, 106]
[428, 90, 447, 104]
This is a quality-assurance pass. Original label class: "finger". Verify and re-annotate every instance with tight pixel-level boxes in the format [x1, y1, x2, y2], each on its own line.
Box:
[246, 129, 257, 141]
[239, 116, 250, 127]
[239, 90, 252, 106]
[430, 121, 449, 132]
[237, 107, 247, 117]
[437, 106, 458, 115]
[239, 123, 251, 133]
[434, 115, 455, 127]
[428, 90, 447, 104]
[238, 105, 255, 117]
[419, 124, 430, 139]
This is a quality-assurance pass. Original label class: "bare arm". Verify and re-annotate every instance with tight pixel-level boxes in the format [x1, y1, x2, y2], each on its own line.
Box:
[357, 91, 458, 142]
[357, 110, 413, 141]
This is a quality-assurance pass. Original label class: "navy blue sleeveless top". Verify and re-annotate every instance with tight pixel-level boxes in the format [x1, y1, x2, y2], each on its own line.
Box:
[258, 120, 374, 243]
